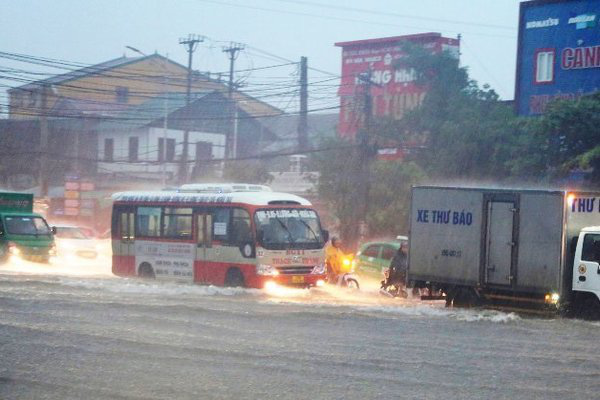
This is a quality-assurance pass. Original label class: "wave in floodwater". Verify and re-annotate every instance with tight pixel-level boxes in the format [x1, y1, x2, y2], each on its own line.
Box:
[0, 244, 519, 324]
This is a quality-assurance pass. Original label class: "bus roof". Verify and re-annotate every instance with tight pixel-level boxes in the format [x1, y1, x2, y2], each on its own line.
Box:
[178, 183, 272, 193]
[111, 191, 313, 206]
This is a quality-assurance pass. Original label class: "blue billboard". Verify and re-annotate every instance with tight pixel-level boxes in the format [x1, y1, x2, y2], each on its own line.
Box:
[515, 0, 600, 116]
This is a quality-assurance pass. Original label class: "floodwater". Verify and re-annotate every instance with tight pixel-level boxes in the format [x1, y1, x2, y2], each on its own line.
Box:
[1, 249, 600, 399]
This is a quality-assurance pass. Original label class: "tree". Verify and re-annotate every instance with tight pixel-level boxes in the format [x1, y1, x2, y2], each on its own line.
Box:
[524, 93, 600, 186]
[312, 137, 425, 247]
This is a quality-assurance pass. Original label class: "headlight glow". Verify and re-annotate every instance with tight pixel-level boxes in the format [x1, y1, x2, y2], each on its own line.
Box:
[8, 242, 21, 256]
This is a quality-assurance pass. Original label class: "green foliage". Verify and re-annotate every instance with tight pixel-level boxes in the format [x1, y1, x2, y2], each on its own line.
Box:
[312, 137, 425, 245]
[367, 161, 426, 236]
[524, 93, 600, 186]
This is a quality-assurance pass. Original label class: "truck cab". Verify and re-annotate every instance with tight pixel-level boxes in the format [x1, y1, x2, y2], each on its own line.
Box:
[572, 227, 600, 303]
[0, 193, 56, 263]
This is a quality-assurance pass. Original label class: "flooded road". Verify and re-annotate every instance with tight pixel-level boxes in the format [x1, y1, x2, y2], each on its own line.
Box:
[1, 258, 600, 399]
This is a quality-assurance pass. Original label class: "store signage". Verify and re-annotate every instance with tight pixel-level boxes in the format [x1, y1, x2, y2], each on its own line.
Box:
[526, 18, 559, 29]
[568, 14, 596, 29]
[561, 45, 600, 70]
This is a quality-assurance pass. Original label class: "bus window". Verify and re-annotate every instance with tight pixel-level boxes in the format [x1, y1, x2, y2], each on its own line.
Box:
[137, 207, 161, 237]
[212, 208, 230, 242]
[163, 207, 192, 239]
[232, 208, 251, 245]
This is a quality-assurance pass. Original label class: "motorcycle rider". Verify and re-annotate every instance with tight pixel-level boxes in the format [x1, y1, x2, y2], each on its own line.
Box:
[382, 241, 408, 296]
[325, 236, 344, 283]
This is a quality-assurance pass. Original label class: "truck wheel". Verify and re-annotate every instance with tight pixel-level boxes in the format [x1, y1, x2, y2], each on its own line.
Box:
[577, 294, 600, 320]
[225, 268, 245, 287]
[138, 263, 155, 279]
[452, 288, 480, 308]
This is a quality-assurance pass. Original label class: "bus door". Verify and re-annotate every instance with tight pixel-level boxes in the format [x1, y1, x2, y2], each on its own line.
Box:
[115, 206, 136, 275]
[194, 210, 213, 283]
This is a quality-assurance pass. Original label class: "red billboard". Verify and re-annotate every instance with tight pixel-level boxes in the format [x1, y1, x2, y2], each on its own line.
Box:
[335, 33, 460, 139]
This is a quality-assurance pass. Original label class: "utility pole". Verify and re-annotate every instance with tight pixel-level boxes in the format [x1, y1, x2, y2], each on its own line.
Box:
[356, 68, 376, 243]
[39, 84, 49, 197]
[178, 34, 204, 184]
[222, 42, 245, 160]
[297, 56, 308, 153]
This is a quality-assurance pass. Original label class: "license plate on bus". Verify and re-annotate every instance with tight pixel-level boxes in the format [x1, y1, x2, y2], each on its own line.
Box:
[291, 276, 304, 284]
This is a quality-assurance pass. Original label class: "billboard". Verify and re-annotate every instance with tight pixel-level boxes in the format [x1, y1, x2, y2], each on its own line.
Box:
[335, 33, 460, 139]
[516, 0, 600, 115]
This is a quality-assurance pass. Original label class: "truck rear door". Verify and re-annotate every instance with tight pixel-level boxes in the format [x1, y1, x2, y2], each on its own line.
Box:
[485, 200, 516, 286]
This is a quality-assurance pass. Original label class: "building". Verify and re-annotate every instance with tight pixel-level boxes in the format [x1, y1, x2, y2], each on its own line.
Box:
[515, 0, 600, 116]
[96, 91, 277, 183]
[7, 54, 279, 121]
[1, 53, 282, 230]
[334, 33, 460, 139]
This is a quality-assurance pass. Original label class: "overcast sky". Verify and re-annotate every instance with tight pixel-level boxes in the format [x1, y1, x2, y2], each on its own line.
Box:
[0, 0, 522, 114]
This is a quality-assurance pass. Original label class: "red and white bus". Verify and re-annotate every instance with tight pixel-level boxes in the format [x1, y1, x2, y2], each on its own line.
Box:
[111, 184, 329, 288]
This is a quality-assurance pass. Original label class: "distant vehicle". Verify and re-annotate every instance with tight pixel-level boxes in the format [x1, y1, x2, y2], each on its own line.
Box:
[0, 192, 56, 263]
[408, 186, 600, 316]
[354, 236, 408, 280]
[54, 225, 98, 259]
[111, 184, 329, 288]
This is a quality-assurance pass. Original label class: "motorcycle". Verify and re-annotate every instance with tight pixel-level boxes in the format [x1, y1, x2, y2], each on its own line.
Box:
[379, 267, 408, 298]
[328, 254, 360, 289]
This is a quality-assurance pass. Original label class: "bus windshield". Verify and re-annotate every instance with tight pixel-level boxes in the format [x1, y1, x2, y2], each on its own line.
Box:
[254, 208, 324, 250]
[4, 216, 52, 236]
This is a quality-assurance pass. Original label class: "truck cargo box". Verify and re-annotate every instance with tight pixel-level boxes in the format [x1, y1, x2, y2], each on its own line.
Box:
[408, 186, 600, 298]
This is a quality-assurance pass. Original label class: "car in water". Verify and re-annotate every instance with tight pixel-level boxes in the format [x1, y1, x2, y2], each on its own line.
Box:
[353, 236, 408, 281]
[53, 225, 98, 260]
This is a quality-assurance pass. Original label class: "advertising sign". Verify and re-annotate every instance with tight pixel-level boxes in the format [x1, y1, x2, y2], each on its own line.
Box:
[134, 241, 195, 281]
[516, 0, 600, 115]
[335, 33, 460, 138]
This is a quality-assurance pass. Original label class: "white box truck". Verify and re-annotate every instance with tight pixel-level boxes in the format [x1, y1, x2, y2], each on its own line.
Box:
[407, 186, 600, 315]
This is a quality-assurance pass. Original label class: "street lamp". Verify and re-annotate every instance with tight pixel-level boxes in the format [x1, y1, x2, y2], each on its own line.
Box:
[125, 45, 170, 187]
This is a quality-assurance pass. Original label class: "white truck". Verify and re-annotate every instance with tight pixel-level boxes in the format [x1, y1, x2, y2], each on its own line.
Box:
[407, 186, 600, 315]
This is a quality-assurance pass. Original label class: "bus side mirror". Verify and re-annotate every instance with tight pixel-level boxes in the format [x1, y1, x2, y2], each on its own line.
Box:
[51, 226, 57, 235]
[322, 229, 329, 243]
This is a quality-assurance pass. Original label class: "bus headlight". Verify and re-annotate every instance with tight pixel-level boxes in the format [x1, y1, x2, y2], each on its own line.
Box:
[257, 264, 279, 276]
[311, 263, 326, 275]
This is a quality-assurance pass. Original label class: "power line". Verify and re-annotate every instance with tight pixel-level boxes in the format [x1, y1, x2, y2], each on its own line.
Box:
[196, 0, 516, 39]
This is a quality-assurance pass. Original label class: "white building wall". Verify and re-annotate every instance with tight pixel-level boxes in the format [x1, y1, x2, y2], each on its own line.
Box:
[97, 127, 225, 179]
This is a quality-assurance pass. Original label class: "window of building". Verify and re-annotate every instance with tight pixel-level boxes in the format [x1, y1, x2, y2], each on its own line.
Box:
[166, 138, 176, 162]
[104, 138, 114, 162]
[158, 138, 165, 162]
[195, 141, 212, 165]
[535, 50, 555, 84]
[116, 86, 129, 103]
[128, 137, 139, 162]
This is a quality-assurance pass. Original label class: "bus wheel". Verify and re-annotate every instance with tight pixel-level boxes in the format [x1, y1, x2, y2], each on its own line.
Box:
[138, 263, 155, 279]
[225, 268, 245, 287]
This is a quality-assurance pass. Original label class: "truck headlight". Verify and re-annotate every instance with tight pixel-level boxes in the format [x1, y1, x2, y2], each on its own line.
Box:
[311, 263, 326, 275]
[257, 264, 279, 276]
[8, 242, 21, 256]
